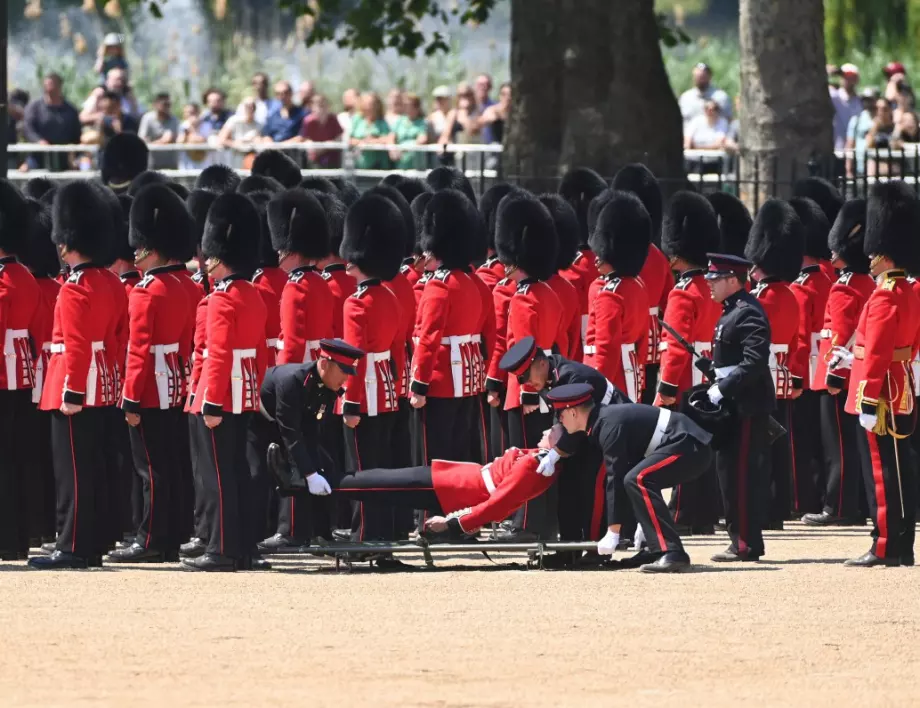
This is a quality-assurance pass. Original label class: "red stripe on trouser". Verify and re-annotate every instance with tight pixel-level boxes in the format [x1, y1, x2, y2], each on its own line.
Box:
[210, 430, 225, 555]
[673, 484, 682, 523]
[520, 412, 529, 527]
[737, 419, 751, 553]
[68, 417, 79, 554]
[290, 497, 295, 538]
[866, 432, 889, 558]
[835, 402, 845, 514]
[140, 425, 155, 549]
[589, 463, 606, 541]
[637, 455, 681, 551]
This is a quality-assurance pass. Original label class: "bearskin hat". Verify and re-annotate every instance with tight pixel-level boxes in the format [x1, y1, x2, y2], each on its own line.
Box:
[865, 181, 920, 272]
[792, 177, 844, 225]
[246, 190, 278, 268]
[661, 191, 720, 267]
[340, 193, 405, 280]
[0, 179, 33, 256]
[22, 198, 60, 278]
[100, 133, 149, 191]
[426, 166, 477, 205]
[587, 189, 614, 237]
[789, 197, 831, 260]
[201, 192, 261, 272]
[187, 189, 218, 251]
[588, 191, 651, 278]
[611, 163, 663, 240]
[299, 176, 339, 196]
[251, 150, 302, 188]
[195, 164, 241, 194]
[745, 199, 805, 282]
[167, 182, 190, 201]
[538, 193, 580, 272]
[364, 184, 415, 257]
[828, 198, 870, 274]
[267, 188, 329, 259]
[21, 177, 56, 201]
[129, 183, 194, 262]
[330, 178, 360, 207]
[558, 167, 607, 246]
[421, 188, 482, 269]
[112, 194, 135, 262]
[51, 181, 114, 262]
[410, 192, 434, 255]
[494, 192, 558, 281]
[87, 182, 124, 266]
[706, 192, 752, 257]
[127, 170, 168, 197]
[309, 190, 347, 258]
[381, 174, 431, 207]
[38, 187, 58, 207]
[238, 174, 284, 195]
[480, 183, 518, 252]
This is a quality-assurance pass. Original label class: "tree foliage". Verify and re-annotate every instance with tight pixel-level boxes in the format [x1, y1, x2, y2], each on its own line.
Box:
[824, 0, 920, 62]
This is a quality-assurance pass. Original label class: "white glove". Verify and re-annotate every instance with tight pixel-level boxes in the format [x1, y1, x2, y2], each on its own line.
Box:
[631, 524, 647, 551]
[536, 449, 561, 477]
[707, 385, 723, 405]
[307, 472, 332, 496]
[597, 529, 620, 555]
[828, 345, 854, 370]
[859, 413, 878, 432]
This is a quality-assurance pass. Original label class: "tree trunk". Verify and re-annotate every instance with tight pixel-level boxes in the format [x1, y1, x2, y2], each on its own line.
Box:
[504, 0, 685, 193]
[0, 0, 7, 177]
[739, 0, 834, 208]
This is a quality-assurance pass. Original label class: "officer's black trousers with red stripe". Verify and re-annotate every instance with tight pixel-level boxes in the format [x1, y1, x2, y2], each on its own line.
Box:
[337, 466, 443, 513]
[0, 390, 36, 555]
[790, 390, 825, 515]
[857, 420, 916, 561]
[818, 392, 867, 519]
[716, 413, 771, 557]
[625, 438, 712, 554]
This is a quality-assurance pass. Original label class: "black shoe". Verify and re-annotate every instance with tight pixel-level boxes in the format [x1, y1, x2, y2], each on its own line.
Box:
[106, 543, 166, 563]
[165, 550, 180, 562]
[372, 555, 413, 571]
[618, 549, 665, 569]
[28, 551, 89, 570]
[900, 554, 915, 567]
[844, 551, 899, 567]
[179, 538, 206, 558]
[490, 528, 539, 543]
[332, 529, 352, 542]
[257, 533, 301, 553]
[640, 550, 692, 573]
[765, 520, 784, 531]
[39, 542, 56, 555]
[802, 511, 866, 527]
[690, 524, 715, 535]
[237, 553, 272, 571]
[180, 553, 236, 572]
[539, 551, 577, 570]
[710, 546, 762, 562]
[88, 555, 103, 568]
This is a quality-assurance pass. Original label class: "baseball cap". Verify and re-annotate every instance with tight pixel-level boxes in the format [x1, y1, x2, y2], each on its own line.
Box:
[860, 87, 880, 100]
[432, 85, 451, 99]
[840, 63, 860, 77]
[884, 61, 907, 78]
[695, 62, 712, 73]
[103, 33, 124, 47]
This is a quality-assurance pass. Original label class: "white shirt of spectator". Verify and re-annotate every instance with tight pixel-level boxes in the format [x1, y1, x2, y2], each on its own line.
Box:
[337, 111, 353, 139]
[685, 114, 730, 149]
[679, 86, 732, 127]
[83, 92, 142, 120]
[236, 98, 273, 126]
[224, 114, 263, 144]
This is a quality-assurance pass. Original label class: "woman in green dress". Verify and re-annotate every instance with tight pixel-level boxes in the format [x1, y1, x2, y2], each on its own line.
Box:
[349, 92, 393, 170]
[389, 93, 432, 170]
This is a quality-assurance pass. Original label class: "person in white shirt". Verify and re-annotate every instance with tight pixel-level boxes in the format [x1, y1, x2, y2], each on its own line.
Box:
[337, 88, 359, 137]
[684, 100, 730, 150]
[830, 63, 863, 150]
[235, 72, 279, 126]
[679, 63, 732, 129]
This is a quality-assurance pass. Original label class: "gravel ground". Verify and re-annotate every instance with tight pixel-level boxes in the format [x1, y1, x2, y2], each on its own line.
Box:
[2, 523, 917, 707]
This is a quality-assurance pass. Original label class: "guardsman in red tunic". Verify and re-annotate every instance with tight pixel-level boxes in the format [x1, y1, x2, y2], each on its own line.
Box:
[0, 183, 40, 559]
[183, 193, 269, 572]
[110, 196, 142, 295]
[99, 132, 149, 195]
[539, 194, 582, 362]
[559, 168, 607, 354]
[837, 182, 920, 567]
[746, 199, 805, 529]
[187, 190, 218, 299]
[248, 191, 287, 367]
[107, 184, 194, 563]
[792, 176, 845, 283]
[30, 183, 121, 570]
[410, 189, 483, 465]
[584, 191, 650, 402]
[477, 183, 517, 291]
[339, 193, 407, 548]
[653, 192, 722, 533]
[803, 199, 875, 527]
[707, 192, 753, 259]
[788, 197, 835, 515]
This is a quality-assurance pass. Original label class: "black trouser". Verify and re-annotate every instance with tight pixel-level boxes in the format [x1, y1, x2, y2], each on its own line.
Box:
[24, 400, 56, 541]
[790, 389, 824, 514]
[557, 443, 606, 541]
[345, 412, 399, 541]
[667, 394, 721, 527]
[338, 466, 443, 513]
[129, 407, 185, 552]
[716, 413, 771, 556]
[412, 396, 475, 465]
[323, 413, 352, 531]
[820, 392, 867, 518]
[194, 412, 254, 559]
[625, 438, 711, 554]
[51, 407, 108, 558]
[172, 409, 195, 546]
[858, 421, 917, 561]
[769, 399, 794, 522]
[189, 414, 208, 542]
[104, 407, 134, 544]
[470, 394, 490, 464]
[246, 412, 282, 546]
[507, 405, 557, 537]
[0, 390, 34, 554]
[488, 389, 509, 460]
[641, 364, 659, 406]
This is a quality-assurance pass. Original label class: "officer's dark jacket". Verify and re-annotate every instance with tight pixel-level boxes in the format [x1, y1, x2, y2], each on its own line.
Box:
[548, 354, 630, 407]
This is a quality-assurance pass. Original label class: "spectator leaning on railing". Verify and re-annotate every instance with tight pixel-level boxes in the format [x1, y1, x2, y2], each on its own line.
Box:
[349, 91, 393, 170]
[338, 88, 359, 136]
[138, 92, 179, 169]
[297, 94, 343, 168]
[177, 102, 209, 170]
[23, 73, 81, 171]
[679, 62, 732, 129]
[428, 85, 452, 139]
[389, 93, 430, 169]
[830, 63, 862, 151]
[261, 81, 307, 144]
[237, 72, 279, 125]
[80, 67, 142, 127]
[384, 88, 405, 129]
[219, 96, 263, 150]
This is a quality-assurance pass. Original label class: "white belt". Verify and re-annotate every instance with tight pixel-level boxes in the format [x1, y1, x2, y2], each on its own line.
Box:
[584, 345, 596, 355]
[809, 332, 821, 387]
[601, 379, 615, 405]
[364, 350, 392, 417]
[440, 334, 477, 398]
[481, 464, 496, 495]
[770, 344, 789, 354]
[4, 328, 30, 391]
[266, 338, 279, 350]
[820, 329, 833, 339]
[33, 342, 52, 403]
[644, 408, 672, 457]
[152, 343, 181, 410]
[48, 341, 105, 354]
[621, 343, 639, 402]
[231, 348, 257, 415]
[648, 307, 659, 316]
[715, 365, 738, 380]
[303, 339, 322, 363]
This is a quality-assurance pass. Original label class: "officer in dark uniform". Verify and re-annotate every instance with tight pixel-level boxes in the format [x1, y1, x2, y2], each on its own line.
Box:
[703, 253, 775, 562]
[548, 383, 714, 573]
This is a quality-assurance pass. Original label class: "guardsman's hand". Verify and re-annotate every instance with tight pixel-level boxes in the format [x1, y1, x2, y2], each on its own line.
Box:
[203, 414, 222, 429]
[424, 516, 449, 533]
[60, 402, 82, 416]
[410, 394, 427, 408]
[789, 388, 803, 400]
[522, 404, 538, 415]
[487, 392, 501, 407]
[827, 386, 841, 396]
[125, 412, 141, 427]
[656, 394, 676, 407]
[344, 414, 361, 429]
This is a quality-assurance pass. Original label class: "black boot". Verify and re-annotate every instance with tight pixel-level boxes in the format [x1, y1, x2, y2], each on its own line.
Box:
[802, 511, 865, 527]
[257, 533, 301, 553]
[106, 543, 166, 563]
[28, 551, 89, 570]
[710, 545, 762, 562]
[843, 551, 899, 568]
[640, 550, 692, 573]
[180, 553, 236, 572]
[179, 537, 206, 558]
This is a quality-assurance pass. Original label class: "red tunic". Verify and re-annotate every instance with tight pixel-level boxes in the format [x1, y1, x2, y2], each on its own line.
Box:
[410, 267, 483, 399]
[321, 262, 356, 339]
[191, 269, 213, 298]
[819, 259, 837, 284]
[752, 278, 803, 399]
[40, 264, 121, 410]
[432, 447, 551, 533]
[100, 268, 130, 397]
[790, 264, 833, 389]
[277, 266, 334, 366]
[584, 274, 649, 401]
[342, 280, 404, 417]
[655, 269, 721, 400]
[846, 269, 920, 417]
[190, 275, 268, 416]
[117, 269, 141, 299]
[476, 255, 506, 291]
[31, 276, 61, 403]
[467, 271, 497, 395]
[546, 273, 580, 361]
[169, 266, 204, 367]
[252, 266, 287, 366]
[561, 249, 599, 350]
[120, 267, 193, 411]
[412, 270, 434, 311]
[814, 270, 875, 392]
[185, 296, 210, 411]
[484, 278, 516, 395]
[386, 270, 417, 398]
[0, 257, 40, 392]
[639, 244, 674, 366]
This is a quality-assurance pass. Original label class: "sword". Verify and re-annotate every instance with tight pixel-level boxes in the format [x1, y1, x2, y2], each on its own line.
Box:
[658, 317, 715, 383]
